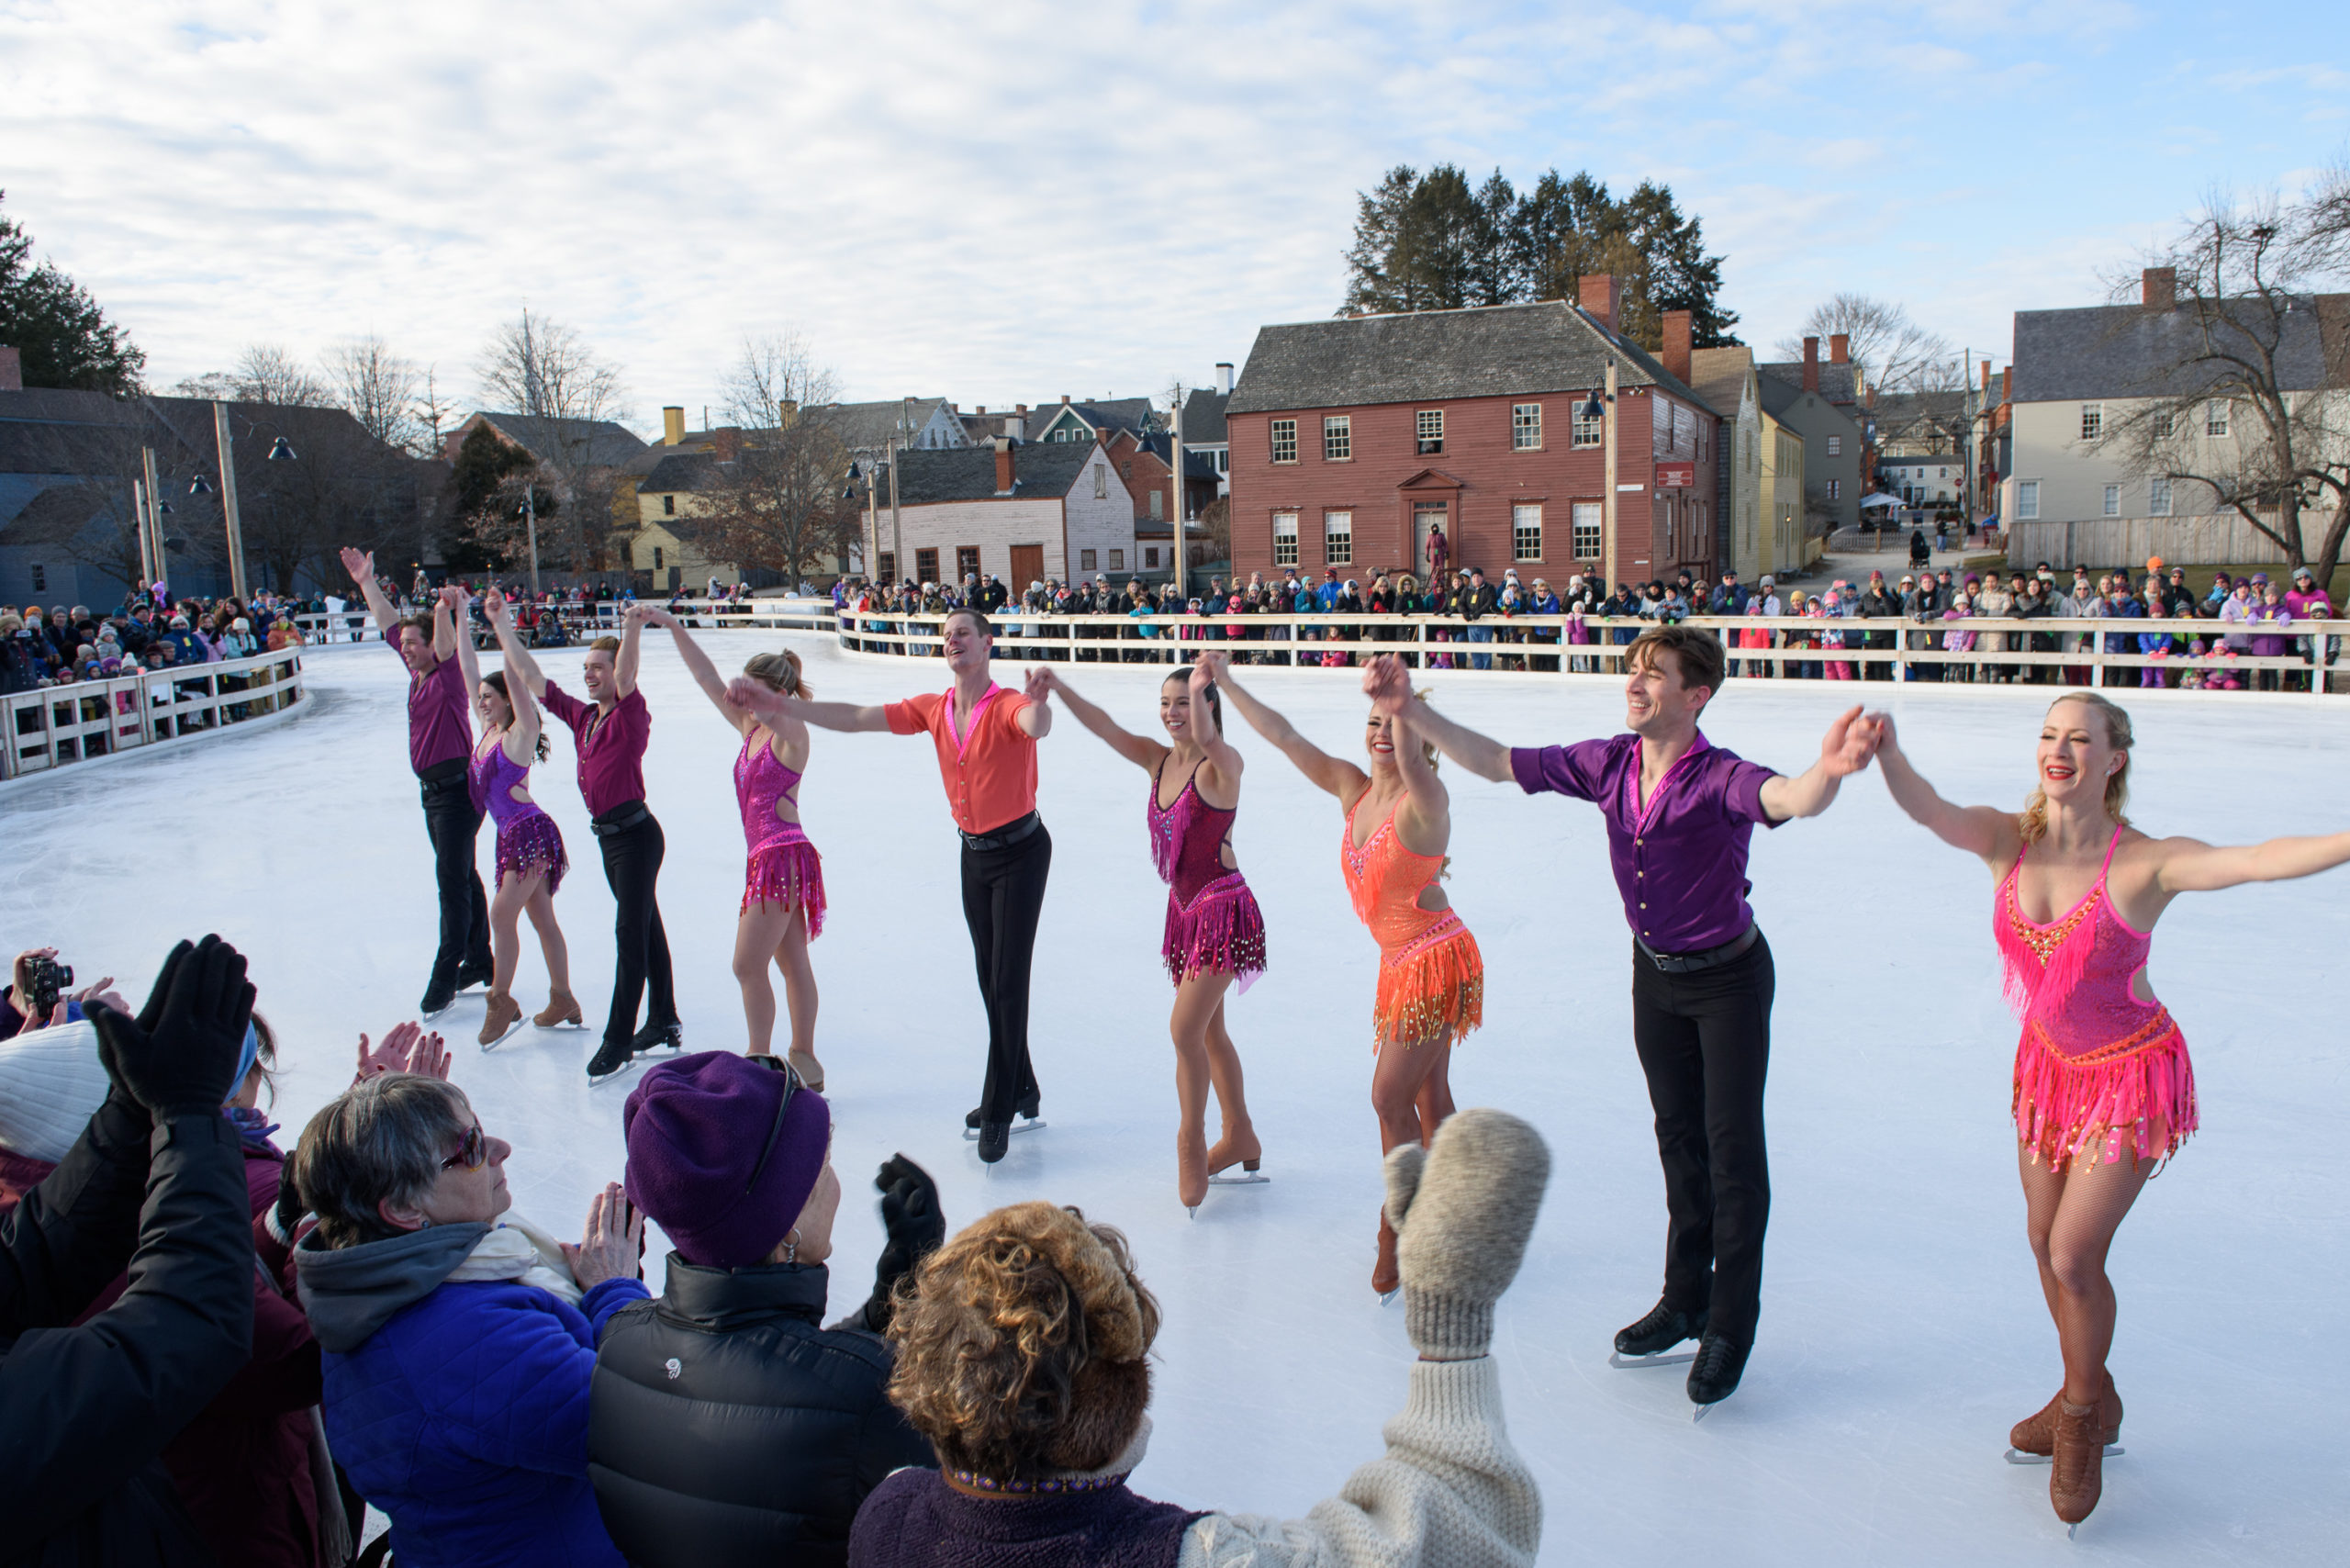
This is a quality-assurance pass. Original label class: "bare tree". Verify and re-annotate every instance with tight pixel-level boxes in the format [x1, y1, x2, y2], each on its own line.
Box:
[324, 335, 421, 452]
[694, 335, 858, 583]
[234, 343, 330, 407]
[413, 365, 456, 459]
[2094, 192, 2350, 580]
[474, 309, 630, 572]
[1775, 294, 1952, 394]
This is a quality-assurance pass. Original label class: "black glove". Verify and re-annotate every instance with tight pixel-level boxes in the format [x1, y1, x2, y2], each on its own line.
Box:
[89, 935, 255, 1123]
[859, 1154, 944, 1335]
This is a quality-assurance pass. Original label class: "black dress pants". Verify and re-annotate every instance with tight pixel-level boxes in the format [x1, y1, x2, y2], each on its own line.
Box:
[960, 823, 1052, 1122]
[419, 765, 491, 990]
[1629, 932, 1775, 1343]
[595, 810, 677, 1048]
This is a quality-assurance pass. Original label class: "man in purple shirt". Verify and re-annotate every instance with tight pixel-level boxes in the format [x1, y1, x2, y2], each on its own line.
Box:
[1373, 625, 1878, 1412]
[343, 552, 492, 1017]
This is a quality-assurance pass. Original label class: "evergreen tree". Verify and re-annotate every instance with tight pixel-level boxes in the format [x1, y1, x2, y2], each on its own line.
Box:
[0, 192, 146, 394]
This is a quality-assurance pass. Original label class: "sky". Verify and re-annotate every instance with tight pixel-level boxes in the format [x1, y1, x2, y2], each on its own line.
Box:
[2, 1, 2344, 434]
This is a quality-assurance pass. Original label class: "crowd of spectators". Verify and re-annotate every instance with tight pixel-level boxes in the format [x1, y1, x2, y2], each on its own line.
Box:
[0, 585, 327, 697]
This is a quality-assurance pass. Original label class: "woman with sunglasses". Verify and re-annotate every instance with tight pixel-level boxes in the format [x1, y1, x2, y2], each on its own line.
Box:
[1026, 655, 1269, 1215]
[287, 1073, 647, 1568]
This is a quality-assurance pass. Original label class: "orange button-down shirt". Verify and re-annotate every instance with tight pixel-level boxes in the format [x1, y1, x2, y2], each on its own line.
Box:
[887, 683, 1037, 834]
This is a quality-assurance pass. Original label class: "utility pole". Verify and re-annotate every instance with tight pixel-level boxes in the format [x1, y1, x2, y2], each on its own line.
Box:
[1171, 395, 1187, 602]
[887, 437, 902, 583]
[139, 445, 165, 585]
[1600, 360, 1619, 592]
[212, 402, 249, 600]
[523, 481, 543, 598]
[865, 458, 880, 580]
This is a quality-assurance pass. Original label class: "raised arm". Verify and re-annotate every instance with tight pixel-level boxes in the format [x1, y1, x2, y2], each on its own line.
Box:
[1016, 666, 1056, 738]
[1361, 655, 1512, 782]
[489, 593, 550, 699]
[1028, 667, 1156, 769]
[430, 586, 459, 663]
[615, 606, 644, 699]
[1213, 664, 1364, 801]
[1757, 703, 1879, 823]
[640, 606, 752, 733]
[1379, 691, 1452, 850]
[1189, 654, 1246, 791]
[1867, 712, 2019, 868]
[723, 678, 891, 733]
[481, 593, 544, 761]
[445, 585, 481, 694]
[339, 547, 398, 640]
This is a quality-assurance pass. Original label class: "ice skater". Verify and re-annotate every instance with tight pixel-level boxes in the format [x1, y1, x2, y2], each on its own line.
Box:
[1385, 628, 1877, 1410]
[727, 608, 1054, 1162]
[640, 607, 827, 1085]
[1035, 655, 1267, 1215]
[454, 589, 576, 1046]
[1213, 655, 1479, 1298]
[1870, 691, 2350, 1529]
[340, 553, 491, 1015]
[491, 599, 680, 1081]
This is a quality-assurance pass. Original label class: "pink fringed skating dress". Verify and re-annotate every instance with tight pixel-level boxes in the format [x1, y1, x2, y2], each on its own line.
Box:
[735, 732, 826, 935]
[1147, 760, 1267, 989]
[1997, 823, 2197, 1170]
[468, 736, 568, 893]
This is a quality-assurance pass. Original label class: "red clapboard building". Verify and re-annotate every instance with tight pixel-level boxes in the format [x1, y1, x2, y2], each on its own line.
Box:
[1225, 276, 1721, 589]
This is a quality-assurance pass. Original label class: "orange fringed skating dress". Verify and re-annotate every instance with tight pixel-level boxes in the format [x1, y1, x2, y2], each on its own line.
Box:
[1339, 792, 1483, 1049]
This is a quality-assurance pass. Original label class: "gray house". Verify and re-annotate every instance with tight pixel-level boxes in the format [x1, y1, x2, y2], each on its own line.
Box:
[1757, 340, 1865, 538]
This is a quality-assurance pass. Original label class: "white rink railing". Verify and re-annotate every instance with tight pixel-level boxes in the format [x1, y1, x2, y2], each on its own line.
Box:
[2, 647, 309, 782]
[823, 610, 2349, 694]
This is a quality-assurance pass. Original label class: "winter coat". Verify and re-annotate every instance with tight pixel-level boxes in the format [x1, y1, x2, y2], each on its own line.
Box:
[0, 1099, 257, 1568]
[590, 1255, 934, 1568]
[295, 1224, 649, 1568]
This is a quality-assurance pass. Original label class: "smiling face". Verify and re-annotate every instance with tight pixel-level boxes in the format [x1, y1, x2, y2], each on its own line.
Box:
[2035, 698, 2123, 812]
[1362, 707, 1404, 772]
[476, 679, 513, 730]
[397, 622, 434, 674]
[1623, 644, 1709, 736]
[581, 646, 615, 702]
[941, 612, 990, 677]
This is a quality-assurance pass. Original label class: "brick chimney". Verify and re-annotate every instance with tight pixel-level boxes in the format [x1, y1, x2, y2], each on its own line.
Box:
[1060, 393, 1071, 405]
[662, 406, 686, 445]
[975, 405, 987, 416]
[1802, 336, 1820, 393]
[1830, 333, 1850, 364]
[1981, 360, 1992, 392]
[2143, 267, 2176, 312]
[0, 346, 20, 392]
[713, 427, 743, 463]
[1578, 273, 1620, 334]
[993, 437, 1014, 494]
[1661, 309, 1693, 385]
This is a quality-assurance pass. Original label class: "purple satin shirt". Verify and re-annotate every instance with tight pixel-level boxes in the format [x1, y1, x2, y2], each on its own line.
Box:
[543, 681, 651, 818]
[393, 633, 471, 775]
[1511, 732, 1780, 952]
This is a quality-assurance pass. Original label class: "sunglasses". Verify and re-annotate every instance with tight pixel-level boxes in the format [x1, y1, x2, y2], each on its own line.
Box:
[442, 1123, 487, 1172]
[744, 1057, 807, 1196]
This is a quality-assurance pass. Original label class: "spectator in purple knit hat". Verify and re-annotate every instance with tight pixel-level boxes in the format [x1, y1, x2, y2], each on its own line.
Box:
[594, 1052, 941, 1568]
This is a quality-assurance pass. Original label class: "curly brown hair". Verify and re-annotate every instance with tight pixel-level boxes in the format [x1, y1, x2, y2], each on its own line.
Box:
[885, 1202, 1158, 1481]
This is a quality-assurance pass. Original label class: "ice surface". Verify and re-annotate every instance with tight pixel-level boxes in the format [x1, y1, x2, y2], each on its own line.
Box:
[7, 638, 2347, 1565]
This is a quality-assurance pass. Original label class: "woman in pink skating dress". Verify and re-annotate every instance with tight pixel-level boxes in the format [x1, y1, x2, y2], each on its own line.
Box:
[1872, 691, 2350, 1531]
[640, 608, 828, 1086]
[1036, 656, 1267, 1214]
[457, 591, 576, 1047]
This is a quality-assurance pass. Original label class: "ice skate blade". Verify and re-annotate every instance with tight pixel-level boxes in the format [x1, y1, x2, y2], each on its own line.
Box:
[963, 1117, 1046, 1141]
[1692, 1403, 1717, 1423]
[1377, 1288, 1399, 1306]
[2004, 1445, 2122, 1465]
[1609, 1350, 1697, 1370]
[1186, 1205, 1198, 1220]
[1208, 1170, 1271, 1186]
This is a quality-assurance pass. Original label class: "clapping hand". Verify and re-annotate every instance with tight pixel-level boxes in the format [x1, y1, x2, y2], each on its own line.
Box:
[87, 935, 256, 1123]
[861, 1154, 944, 1334]
[564, 1183, 644, 1290]
[356, 1020, 452, 1082]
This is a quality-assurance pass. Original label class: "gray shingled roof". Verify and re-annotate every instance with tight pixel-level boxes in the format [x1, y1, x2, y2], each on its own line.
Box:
[1031, 398, 1158, 441]
[0, 482, 124, 546]
[638, 452, 724, 493]
[2009, 297, 2338, 403]
[894, 442, 1098, 506]
[807, 398, 959, 453]
[1684, 347, 1753, 422]
[1225, 300, 1717, 418]
[466, 412, 647, 468]
[1757, 360, 1858, 403]
[1179, 386, 1228, 443]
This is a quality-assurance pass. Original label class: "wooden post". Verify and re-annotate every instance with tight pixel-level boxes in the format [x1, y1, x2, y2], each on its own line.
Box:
[1601, 360, 1619, 593]
[140, 444, 165, 585]
[212, 402, 249, 600]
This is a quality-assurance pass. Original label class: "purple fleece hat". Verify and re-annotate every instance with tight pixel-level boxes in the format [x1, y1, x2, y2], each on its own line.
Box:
[622, 1051, 829, 1269]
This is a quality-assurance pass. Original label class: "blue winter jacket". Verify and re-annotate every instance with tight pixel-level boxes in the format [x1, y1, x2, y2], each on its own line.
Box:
[295, 1224, 650, 1568]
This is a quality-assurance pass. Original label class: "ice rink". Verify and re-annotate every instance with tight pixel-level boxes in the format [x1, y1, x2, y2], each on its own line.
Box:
[7, 633, 2348, 1565]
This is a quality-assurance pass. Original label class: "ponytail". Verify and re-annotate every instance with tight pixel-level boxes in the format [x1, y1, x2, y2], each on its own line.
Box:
[742, 649, 810, 699]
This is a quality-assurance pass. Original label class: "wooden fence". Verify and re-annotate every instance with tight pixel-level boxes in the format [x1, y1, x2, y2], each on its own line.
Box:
[2, 647, 308, 782]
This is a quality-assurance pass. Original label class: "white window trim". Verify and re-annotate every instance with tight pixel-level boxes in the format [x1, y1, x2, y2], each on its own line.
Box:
[1512, 403, 1542, 450]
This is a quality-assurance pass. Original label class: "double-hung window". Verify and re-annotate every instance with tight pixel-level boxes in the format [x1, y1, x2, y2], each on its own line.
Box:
[1270, 420, 1298, 464]
[2017, 480, 2041, 521]
[1826, 434, 1841, 457]
[2081, 404, 2103, 442]
[1324, 510, 1353, 566]
[1416, 409, 1443, 454]
[1272, 511, 1299, 566]
[2103, 484, 2121, 517]
[1511, 505, 1542, 561]
[1571, 502, 1602, 561]
[2206, 401, 2230, 438]
[2149, 477, 2172, 517]
[1512, 403, 1542, 449]
[1324, 415, 1351, 461]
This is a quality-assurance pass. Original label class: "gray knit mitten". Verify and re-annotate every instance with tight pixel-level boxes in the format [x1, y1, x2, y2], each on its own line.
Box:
[1383, 1109, 1550, 1360]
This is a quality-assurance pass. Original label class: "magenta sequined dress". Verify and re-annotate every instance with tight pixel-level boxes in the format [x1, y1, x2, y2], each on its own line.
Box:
[1148, 760, 1267, 990]
[735, 732, 826, 934]
[468, 737, 568, 893]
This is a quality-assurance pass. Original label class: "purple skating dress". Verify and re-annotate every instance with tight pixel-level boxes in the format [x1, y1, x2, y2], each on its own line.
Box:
[735, 731, 826, 934]
[1147, 759, 1267, 990]
[468, 735, 568, 893]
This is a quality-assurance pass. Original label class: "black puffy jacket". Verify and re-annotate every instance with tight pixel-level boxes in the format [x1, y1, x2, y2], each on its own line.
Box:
[589, 1256, 934, 1568]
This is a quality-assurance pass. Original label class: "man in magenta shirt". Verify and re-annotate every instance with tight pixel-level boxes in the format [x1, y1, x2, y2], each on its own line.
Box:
[342, 554, 492, 1016]
[497, 603, 677, 1081]
[1375, 625, 1878, 1411]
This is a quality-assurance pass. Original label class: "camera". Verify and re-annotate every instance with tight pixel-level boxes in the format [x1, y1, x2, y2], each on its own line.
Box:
[24, 955, 73, 1021]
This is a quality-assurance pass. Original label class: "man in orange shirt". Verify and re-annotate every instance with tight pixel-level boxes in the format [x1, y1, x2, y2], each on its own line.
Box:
[732, 609, 1056, 1160]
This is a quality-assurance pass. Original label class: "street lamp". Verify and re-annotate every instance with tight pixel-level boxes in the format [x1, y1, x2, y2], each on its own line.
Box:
[267, 436, 297, 463]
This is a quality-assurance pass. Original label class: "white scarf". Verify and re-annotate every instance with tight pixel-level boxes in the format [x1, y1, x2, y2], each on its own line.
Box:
[443, 1214, 586, 1306]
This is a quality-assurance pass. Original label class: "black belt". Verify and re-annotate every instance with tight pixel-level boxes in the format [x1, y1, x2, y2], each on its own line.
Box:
[590, 801, 653, 837]
[417, 757, 467, 787]
[960, 811, 1041, 853]
[1635, 924, 1760, 974]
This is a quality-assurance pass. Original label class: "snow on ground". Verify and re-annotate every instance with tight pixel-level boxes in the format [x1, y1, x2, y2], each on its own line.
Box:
[6, 637, 2348, 1566]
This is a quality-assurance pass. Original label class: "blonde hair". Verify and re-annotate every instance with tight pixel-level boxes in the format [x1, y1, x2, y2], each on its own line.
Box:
[741, 648, 810, 698]
[588, 635, 621, 655]
[2019, 693, 2133, 845]
[886, 1203, 1158, 1481]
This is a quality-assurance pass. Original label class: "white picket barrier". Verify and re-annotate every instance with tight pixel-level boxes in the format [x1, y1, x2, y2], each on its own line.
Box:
[1, 647, 308, 783]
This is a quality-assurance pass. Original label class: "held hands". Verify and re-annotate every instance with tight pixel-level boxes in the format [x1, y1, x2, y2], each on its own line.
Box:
[622, 605, 649, 632]
[724, 675, 787, 719]
[1360, 653, 1412, 715]
[862, 1154, 945, 1334]
[1382, 1108, 1551, 1361]
[564, 1182, 644, 1290]
[87, 935, 258, 1123]
[1195, 649, 1231, 685]
[355, 1021, 451, 1083]
[639, 606, 679, 632]
[482, 588, 508, 624]
[1023, 664, 1055, 705]
[1818, 704, 1883, 779]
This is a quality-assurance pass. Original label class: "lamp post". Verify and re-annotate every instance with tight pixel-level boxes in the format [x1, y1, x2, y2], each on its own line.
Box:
[1583, 360, 1619, 590]
[520, 482, 542, 598]
[1171, 397, 1187, 602]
